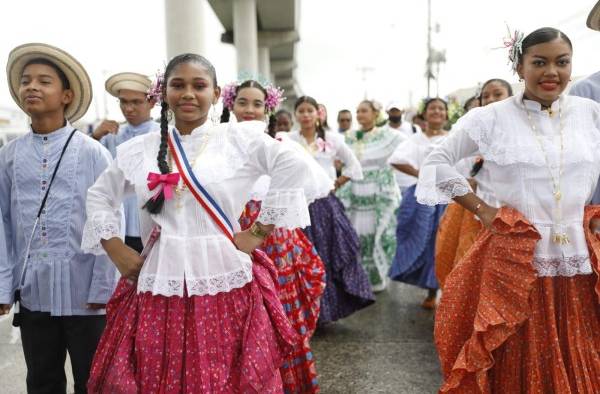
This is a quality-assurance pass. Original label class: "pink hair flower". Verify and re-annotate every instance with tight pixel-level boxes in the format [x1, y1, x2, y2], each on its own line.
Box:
[221, 83, 238, 111]
[265, 85, 285, 113]
[147, 70, 164, 105]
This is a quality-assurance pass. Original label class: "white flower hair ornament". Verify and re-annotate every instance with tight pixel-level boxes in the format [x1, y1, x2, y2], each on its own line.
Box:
[502, 26, 525, 74]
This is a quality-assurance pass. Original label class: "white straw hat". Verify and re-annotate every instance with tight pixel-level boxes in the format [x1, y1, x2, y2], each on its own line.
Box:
[7, 43, 92, 122]
[105, 72, 152, 97]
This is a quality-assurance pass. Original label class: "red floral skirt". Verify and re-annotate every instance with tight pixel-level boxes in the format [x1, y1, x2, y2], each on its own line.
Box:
[87, 250, 297, 394]
[436, 206, 600, 393]
[240, 200, 326, 393]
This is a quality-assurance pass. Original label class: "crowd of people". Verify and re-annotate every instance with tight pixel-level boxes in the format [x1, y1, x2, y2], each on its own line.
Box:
[1, 2, 600, 393]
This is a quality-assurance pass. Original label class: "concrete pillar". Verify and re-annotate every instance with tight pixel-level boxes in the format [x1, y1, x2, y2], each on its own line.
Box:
[165, 0, 206, 59]
[258, 47, 271, 80]
[233, 0, 258, 74]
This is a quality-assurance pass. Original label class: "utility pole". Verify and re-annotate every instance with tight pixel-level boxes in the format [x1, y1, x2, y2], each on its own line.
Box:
[356, 66, 375, 99]
[426, 0, 432, 98]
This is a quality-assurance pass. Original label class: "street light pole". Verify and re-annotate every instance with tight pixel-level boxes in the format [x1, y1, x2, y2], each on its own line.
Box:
[426, 0, 432, 98]
[357, 66, 375, 99]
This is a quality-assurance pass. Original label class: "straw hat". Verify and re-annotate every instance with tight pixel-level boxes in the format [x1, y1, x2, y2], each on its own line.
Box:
[6, 43, 92, 122]
[105, 72, 152, 97]
[588, 1, 600, 31]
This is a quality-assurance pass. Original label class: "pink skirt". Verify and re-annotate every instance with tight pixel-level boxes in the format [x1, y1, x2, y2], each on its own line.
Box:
[87, 250, 298, 394]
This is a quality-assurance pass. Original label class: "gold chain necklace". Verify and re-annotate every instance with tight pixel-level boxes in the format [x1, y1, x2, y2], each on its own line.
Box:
[167, 131, 215, 208]
[354, 126, 377, 160]
[523, 99, 569, 245]
[299, 131, 318, 155]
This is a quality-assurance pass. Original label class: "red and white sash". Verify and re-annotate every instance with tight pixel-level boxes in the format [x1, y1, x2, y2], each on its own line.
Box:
[167, 129, 235, 242]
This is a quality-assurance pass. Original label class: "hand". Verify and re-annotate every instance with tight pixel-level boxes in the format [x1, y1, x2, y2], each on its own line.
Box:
[101, 238, 144, 281]
[0, 304, 11, 315]
[476, 204, 499, 229]
[467, 177, 478, 193]
[590, 218, 600, 235]
[86, 303, 106, 310]
[334, 175, 350, 190]
[92, 120, 119, 140]
[234, 229, 266, 255]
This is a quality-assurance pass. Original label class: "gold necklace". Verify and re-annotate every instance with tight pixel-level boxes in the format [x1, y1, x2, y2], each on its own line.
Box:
[354, 126, 377, 159]
[167, 131, 215, 208]
[299, 131, 318, 155]
[523, 99, 569, 244]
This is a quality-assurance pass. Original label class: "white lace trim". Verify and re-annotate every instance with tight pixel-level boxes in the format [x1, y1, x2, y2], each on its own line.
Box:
[137, 268, 253, 297]
[81, 216, 121, 255]
[116, 121, 266, 187]
[416, 173, 472, 206]
[438, 177, 472, 199]
[257, 188, 310, 229]
[533, 255, 593, 277]
[460, 99, 600, 166]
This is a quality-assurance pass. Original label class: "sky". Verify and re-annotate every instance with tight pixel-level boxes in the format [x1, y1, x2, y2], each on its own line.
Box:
[0, 0, 598, 125]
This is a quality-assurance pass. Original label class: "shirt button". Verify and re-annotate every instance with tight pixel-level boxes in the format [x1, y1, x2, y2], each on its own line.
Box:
[42, 252, 47, 258]
[43, 137, 48, 141]
[42, 181, 47, 185]
[42, 159, 47, 163]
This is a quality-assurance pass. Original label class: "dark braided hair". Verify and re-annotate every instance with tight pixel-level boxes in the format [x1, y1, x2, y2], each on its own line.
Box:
[267, 114, 277, 138]
[220, 107, 230, 123]
[294, 96, 326, 148]
[143, 53, 218, 214]
[517, 27, 572, 65]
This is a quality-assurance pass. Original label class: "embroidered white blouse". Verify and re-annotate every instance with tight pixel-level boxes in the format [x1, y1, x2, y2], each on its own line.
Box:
[286, 130, 364, 181]
[248, 133, 334, 203]
[81, 120, 313, 297]
[387, 131, 447, 187]
[453, 156, 501, 208]
[416, 93, 600, 277]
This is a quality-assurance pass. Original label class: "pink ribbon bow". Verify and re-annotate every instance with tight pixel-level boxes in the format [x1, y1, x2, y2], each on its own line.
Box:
[315, 138, 333, 152]
[147, 172, 180, 201]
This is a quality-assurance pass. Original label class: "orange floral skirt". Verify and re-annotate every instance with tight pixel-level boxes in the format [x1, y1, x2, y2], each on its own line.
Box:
[436, 206, 600, 393]
[435, 203, 483, 288]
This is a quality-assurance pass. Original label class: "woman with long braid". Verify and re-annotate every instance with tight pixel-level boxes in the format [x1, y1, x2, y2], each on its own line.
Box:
[81, 54, 317, 393]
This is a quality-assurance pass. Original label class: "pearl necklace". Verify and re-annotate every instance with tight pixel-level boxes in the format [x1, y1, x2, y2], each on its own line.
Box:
[523, 99, 569, 245]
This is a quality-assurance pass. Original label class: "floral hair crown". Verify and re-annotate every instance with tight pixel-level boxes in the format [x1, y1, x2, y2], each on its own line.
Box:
[221, 79, 285, 114]
[147, 70, 164, 105]
[502, 26, 525, 74]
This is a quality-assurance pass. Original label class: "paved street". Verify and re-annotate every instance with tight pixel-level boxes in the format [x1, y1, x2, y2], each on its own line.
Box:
[0, 281, 441, 393]
[312, 281, 442, 393]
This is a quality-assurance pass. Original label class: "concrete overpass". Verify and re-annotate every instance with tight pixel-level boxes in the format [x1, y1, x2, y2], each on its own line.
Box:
[165, 0, 302, 103]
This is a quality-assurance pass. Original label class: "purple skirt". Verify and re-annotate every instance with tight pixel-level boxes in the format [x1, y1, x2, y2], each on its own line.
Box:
[303, 193, 375, 324]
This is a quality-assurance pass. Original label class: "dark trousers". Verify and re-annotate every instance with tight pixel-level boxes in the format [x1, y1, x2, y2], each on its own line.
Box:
[19, 307, 106, 394]
[125, 236, 143, 254]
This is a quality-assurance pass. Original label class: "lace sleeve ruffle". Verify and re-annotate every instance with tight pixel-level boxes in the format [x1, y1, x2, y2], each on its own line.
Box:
[416, 166, 473, 206]
[81, 211, 122, 255]
[257, 188, 311, 229]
